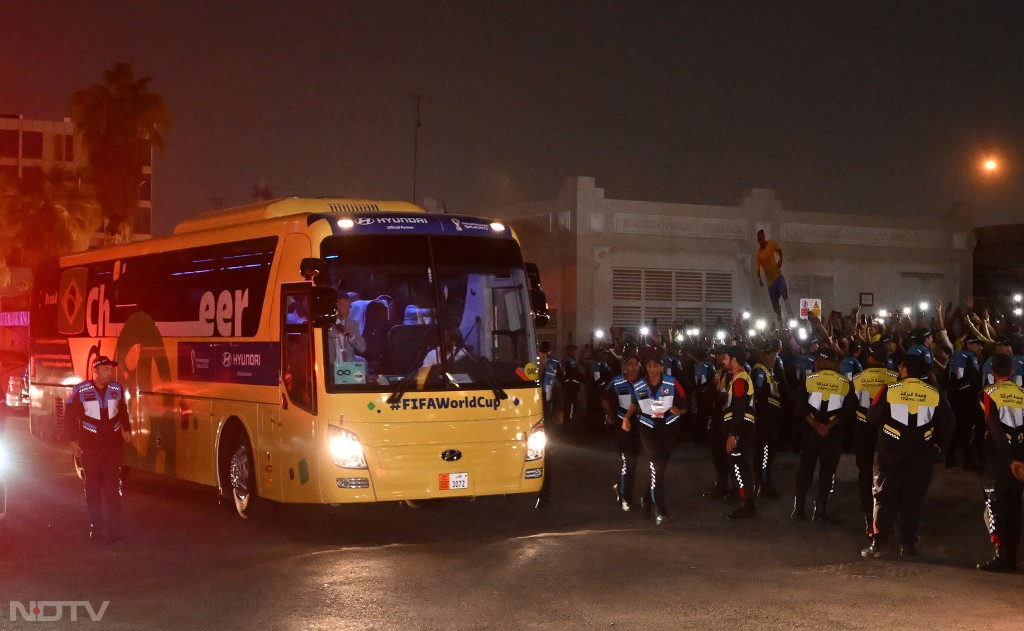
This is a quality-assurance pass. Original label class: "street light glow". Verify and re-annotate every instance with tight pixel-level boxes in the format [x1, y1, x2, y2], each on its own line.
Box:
[742, 311, 751, 320]
[1014, 294, 1022, 303]
[983, 158, 998, 172]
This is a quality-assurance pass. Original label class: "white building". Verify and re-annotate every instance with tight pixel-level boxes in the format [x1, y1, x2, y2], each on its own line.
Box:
[493, 177, 973, 347]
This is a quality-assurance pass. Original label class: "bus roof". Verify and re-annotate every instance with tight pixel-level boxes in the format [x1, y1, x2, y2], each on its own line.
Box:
[173, 198, 425, 235]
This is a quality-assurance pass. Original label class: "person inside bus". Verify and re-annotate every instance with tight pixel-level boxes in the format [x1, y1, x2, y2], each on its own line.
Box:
[285, 295, 308, 325]
[328, 288, 366, 367]
[421, 325, 470, 368]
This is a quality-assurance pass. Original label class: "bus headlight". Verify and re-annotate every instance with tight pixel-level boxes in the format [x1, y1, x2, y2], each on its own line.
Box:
[525, 421, 545, 461]
[328, 425, 367, 469]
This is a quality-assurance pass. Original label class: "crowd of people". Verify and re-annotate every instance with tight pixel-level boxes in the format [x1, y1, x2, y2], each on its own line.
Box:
[537, 297, 1024, 572]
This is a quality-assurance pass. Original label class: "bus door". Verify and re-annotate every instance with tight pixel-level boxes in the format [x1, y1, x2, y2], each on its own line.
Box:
[275, 284, 318, 502]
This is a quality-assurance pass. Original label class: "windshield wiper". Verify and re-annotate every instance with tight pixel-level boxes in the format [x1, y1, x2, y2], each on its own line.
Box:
[452, 343, 508, 402]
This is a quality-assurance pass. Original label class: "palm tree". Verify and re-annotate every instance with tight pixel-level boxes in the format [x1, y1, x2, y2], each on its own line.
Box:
[0, 167, 101, 270]
[69, 62, 169, 241]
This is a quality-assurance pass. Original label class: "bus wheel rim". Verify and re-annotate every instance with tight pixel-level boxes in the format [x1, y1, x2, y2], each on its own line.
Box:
[229, 444, 251, 514]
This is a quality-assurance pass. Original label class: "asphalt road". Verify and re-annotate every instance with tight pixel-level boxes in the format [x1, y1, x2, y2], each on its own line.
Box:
[0, 415, 1020, 631]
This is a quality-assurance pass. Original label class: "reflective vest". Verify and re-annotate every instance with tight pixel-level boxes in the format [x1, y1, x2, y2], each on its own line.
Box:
[67, 380, 128, 436]
[795, 353, 815, 381]
[751, 362, 781, 409]
[724, 370, 756, 429]
[949, 349, 980, 393]
[879, 379, 943, 444]
[662, 354, 684, 379]
[804, 370, 851, 424]
[631, 375, 682, 428]
[982, 380, 1024, 460]
[606, 374, 635, 421]
[541, 356, 560, 400]
[851, 367, 899, 423]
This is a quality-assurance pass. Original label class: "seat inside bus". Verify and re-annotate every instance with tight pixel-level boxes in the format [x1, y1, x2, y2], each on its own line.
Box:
[387, 324, 434, 374]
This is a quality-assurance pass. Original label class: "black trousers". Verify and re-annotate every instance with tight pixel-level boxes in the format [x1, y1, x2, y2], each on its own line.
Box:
[728, 430, 757, 505]
[983, 467, 1024, 560]
[755, 412, 780, 487]
[562, 385, 581, 429]
[708, 413, 730, 490]
[795, 423, 842, 504]
[81, 444, 123, 534]
[872, 442, 934, 545]
[853, 420, 879, 516]
[615, 425, 642, 504]
[638, 422, 678, 515]
[949, 395, 981, 466]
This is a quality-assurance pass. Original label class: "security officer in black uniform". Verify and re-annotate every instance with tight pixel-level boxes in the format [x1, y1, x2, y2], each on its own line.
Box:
[561, 344, 584, 431]
[602, 354, 642, 512]
[978, 354, 1024, 572]
[947, 336, 984, 469]
[622, 355, 688, 525]
[850, 342, 899, 537]
[792, 347, 852, 523]
[751, 342, 782, 497]
[862, 354, 954, 559]
[703, 348, 733, 498]
[722, 346, 758, 519]
[66, 356, 132, 542]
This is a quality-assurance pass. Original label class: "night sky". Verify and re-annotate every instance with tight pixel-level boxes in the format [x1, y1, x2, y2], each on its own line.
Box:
[3, 1, 1022, 235]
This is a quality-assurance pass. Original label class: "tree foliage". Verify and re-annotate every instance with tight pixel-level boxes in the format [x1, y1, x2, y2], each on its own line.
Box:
[0, 167, 101, 272]
[69, 62, 169, 239]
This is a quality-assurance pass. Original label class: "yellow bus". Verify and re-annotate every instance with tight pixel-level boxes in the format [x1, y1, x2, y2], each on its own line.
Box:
[29, 198, 546, 516]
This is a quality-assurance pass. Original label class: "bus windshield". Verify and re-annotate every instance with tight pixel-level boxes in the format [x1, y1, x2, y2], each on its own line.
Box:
[321, 234, 538, 393]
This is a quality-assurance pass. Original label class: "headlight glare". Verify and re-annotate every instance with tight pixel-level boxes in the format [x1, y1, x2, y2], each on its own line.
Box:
[526, 421, 545, 461]
[328, 425, 367, 469]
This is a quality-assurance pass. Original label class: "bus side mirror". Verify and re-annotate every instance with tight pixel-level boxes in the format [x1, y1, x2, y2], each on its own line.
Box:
[311, 286, 338, 327]
[300, 258, 329, 285]
[530, 288, 550, 327]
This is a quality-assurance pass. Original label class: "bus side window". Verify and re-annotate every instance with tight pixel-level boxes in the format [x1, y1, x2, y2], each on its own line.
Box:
[282, 286, 315, 414]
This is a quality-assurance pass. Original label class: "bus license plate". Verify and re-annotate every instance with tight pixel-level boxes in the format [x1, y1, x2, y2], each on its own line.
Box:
[439, 472, 468, 490]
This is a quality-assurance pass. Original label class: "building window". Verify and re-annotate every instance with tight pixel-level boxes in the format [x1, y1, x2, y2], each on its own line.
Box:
[0, 130, 17, 158]
[21, 131, 43, 159]
[139, 173, 152, 201]
[53, 134, 74, 161]
[611, 267, 734, 330]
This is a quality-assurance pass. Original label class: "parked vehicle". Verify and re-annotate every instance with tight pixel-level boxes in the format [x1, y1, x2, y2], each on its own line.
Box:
[0, 351, 28, 418]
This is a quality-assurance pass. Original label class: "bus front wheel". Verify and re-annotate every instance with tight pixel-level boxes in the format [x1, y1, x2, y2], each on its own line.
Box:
[222, 430, 258, 519]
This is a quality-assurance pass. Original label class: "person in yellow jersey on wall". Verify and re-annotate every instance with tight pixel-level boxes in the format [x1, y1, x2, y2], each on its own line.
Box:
[755, 229, 792, 326]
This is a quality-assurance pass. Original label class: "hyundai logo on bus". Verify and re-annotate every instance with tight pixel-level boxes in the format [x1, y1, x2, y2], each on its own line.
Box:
[355, 217, 428, 226]
[440, 449, 463, 462]
[10, 601, 109, 622]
